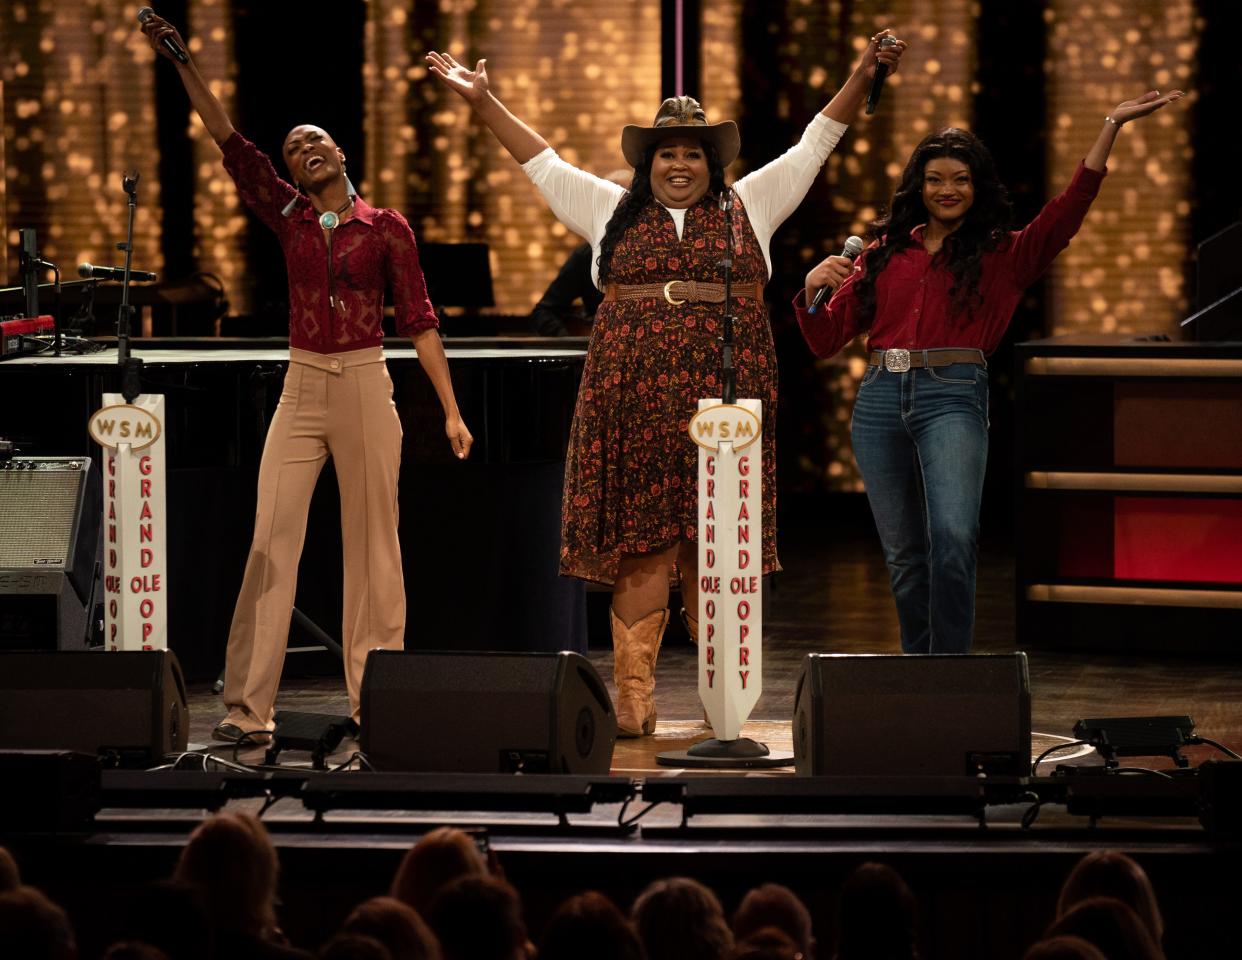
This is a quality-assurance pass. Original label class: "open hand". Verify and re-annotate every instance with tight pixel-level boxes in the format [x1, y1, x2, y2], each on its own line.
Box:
[1108, 89, 1185, 125]
[861, 28, 907, 81]
[446, 415, 473, 460]
[140, 12, 190, 65]
[426, 51, 490, 106]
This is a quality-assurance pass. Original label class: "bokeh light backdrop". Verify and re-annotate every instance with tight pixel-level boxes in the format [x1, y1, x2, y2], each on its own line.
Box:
[1, 0, 1202, 491]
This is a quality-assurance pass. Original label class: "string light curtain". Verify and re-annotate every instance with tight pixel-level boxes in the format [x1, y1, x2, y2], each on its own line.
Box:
[1, 0, 162, 288]
[1044, 2, 1195, 335]
[186, 0, 247, 316]
[364, 0, 663, 316]
[703, 0, 976, 492]
[0, 81, 7, 284]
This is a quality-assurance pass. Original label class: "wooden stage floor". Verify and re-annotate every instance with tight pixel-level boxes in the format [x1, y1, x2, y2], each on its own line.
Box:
[185, 523, 1242, 777]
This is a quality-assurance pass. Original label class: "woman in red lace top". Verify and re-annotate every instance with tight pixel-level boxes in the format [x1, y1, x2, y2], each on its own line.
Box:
[142, 14, 473, 742]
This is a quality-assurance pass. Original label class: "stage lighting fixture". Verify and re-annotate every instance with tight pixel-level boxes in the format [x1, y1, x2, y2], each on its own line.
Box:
[1072, 715, 1196, 768]
[264, 711, 357, 770]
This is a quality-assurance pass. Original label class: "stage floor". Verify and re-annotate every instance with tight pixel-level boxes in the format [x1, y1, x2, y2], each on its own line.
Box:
[183, 524, 1242, 778]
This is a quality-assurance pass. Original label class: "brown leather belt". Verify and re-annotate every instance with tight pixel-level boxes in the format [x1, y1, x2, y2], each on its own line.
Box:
[602, 280, 766, 305]
[869, 348, 986, 373]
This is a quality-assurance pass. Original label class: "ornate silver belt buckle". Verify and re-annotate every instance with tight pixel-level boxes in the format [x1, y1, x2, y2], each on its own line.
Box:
[884, 348, 911, 373]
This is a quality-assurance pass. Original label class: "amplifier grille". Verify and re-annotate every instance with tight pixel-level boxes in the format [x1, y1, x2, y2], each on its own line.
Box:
[0, 463, 85, 569]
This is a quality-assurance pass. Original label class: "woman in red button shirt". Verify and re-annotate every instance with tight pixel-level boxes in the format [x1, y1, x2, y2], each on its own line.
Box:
[795, 90, 1182, 654]
[142, 15, 473, 742]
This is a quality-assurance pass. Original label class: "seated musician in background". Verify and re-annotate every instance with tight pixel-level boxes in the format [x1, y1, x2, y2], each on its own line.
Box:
[529, 169, 632, 336]
[140, 13, 473, 743]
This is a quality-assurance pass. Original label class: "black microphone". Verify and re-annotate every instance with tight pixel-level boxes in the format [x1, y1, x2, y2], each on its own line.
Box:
[137, 7, 189, 64]
[78, 263, 158, 283]
[865, 36, 898, 116]
[807, 236, 864, 314]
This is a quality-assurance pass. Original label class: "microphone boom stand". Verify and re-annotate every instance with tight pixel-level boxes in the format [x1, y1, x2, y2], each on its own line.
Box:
[116, 172, 144, 403]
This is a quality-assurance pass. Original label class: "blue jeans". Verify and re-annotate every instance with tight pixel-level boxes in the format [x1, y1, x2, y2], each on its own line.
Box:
[850, 358, 989, 654]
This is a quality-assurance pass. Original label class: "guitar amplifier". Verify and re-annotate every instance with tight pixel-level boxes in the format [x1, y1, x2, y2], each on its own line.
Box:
[0, 315, 55, 357]
[0, 457, 101, 649]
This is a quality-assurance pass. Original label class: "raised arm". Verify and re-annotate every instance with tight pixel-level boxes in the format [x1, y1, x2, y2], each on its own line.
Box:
[821, 29, 909, 126]
[1084, 89, 1185, 171]
[425, 52, 549, 164]
[140, 13, 235, 147]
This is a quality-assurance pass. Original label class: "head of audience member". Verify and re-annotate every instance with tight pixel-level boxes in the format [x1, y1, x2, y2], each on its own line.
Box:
[729, 927, 804, 960]
[1022, 936, 1108, 960]
[101, 944, 171, 960]
[538, 891, 644, 960]
[172, 812, 281, 939]
[391, 828, 489, 917]
[110, 880, 213, 960]
[0, 885, 78, 960]
[1044, 897, 1164, 960]
[426, 875, 530, 960]
[833, 862, 917, 960]
[319, 934, 393, 960]
[632, 876, 734, 960]
[1056, 851, 1163, 945]
[0, 846, 20, 892]
[732, 884, 814, 960]
[341, 896, 440, 960]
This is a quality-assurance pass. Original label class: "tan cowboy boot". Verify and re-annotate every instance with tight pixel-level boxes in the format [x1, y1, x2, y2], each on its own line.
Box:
[680, 608, 711, 726]
[611, 607, 669, 737]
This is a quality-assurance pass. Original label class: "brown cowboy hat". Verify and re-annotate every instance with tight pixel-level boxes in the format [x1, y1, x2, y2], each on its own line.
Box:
[620, 96, 740, 168]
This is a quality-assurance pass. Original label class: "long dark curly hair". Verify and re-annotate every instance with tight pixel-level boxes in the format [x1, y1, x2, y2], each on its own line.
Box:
[853, 127, 1013, 327]
[597, 139, 728, 285]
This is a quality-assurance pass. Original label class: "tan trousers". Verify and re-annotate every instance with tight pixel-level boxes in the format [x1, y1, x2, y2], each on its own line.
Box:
[222, 346, 405, 731]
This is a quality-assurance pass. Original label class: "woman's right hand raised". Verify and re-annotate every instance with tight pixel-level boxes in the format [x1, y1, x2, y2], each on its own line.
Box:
[140, 12, 191, 66]
[805, 255, 856, 302]
[426, 52, 490, 106]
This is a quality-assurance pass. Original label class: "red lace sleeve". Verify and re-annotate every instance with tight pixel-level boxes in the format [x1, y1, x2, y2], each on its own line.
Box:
[378, 210, 438, 336]
[220, 132, 299, 236]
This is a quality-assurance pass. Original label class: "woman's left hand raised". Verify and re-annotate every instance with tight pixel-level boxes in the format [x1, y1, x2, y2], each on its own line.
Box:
[1108, 89, 1185, 125]
[861, 28, 908, 81]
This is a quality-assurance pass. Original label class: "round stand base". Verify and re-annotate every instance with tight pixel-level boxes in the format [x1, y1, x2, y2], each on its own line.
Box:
[656, 737, 796, 769]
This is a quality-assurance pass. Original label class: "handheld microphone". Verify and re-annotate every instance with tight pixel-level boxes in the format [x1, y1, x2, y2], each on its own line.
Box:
[807, 235, 864, 314]
[78, 263, 158, 283]
[865, 36, 898, 116]
[137, 7, 189, 64]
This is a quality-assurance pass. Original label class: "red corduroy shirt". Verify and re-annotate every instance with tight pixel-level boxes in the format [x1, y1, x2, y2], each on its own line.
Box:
[795, 163, 1105, 358]
[222, 132, 437, 354]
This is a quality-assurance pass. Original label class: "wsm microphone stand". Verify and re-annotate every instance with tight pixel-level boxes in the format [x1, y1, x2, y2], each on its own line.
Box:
[116, 172, 144, 402]
[657, 189, 792, 769]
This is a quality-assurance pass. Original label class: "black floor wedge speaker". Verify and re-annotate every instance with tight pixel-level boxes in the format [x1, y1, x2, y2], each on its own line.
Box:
[359, 650, 617, 773]
[0, 650, 189, 767]
[793, 653, 1031, 777]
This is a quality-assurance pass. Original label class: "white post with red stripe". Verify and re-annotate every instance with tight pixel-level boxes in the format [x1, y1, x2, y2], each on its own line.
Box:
[89, 393, 168, 651]
[691, 398, 763, 741]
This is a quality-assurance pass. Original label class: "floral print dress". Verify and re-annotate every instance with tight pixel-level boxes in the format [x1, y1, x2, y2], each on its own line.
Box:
[560, 191, 778, 585]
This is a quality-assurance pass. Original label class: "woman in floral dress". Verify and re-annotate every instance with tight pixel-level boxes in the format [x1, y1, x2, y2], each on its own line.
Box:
[428, 32, 905, 735]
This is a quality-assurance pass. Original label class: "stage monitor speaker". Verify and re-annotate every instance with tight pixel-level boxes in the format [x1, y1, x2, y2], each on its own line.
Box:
[359, 650, 617, 774]
[0, 750, 101, 830]
[0, 457, 100, 650]
[793, 653, 1031, 777]
[0, 650, 189, 767]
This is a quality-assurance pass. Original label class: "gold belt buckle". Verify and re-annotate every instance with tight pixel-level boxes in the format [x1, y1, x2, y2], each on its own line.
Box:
[663, 280, 686, 306]
[884, 348, 911, 373]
